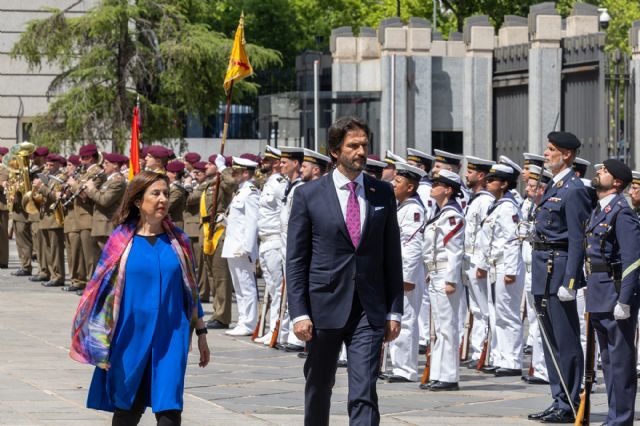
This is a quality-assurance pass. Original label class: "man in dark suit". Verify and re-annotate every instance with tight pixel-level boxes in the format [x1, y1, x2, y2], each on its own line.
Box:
[528, 131, 591, 423]
[286, 116, 403, 426]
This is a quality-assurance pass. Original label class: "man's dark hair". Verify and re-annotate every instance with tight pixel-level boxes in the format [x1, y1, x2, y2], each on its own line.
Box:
[327, 117, 370, 161]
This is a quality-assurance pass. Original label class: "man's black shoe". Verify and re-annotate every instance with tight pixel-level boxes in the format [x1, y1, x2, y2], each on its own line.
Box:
[418, 380, 438, 390]
[11, 269, 31, 277]
[523, 345, 533, 355]
[539, 408, 575, 423]
[494, 368, 522, 377]
[76, 289, 84, 296]
[429, 381, 459, 391]
[206, 320, 229, 330]
[522, 375, 549, 385]
[61, 285, 84, 292]
[378, 372, 391, 380]
[467, 360, 479, 369]
[481, 365, 497, 374]
[386, 375, 412, 383]
[527, 405, 556, 420]
[280, 343, 305, 352]
[418, 344, 427, 355]
[298, 352, 308, 359]
[29, 275, 49, 282]
[42, 280, 64, 287]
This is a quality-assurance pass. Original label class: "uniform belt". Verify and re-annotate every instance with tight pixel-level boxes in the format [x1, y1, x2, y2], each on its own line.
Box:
[259, 234, 280, 243]
[586, 262, 610, 274]
[532, 241, 569, 251]
[426, 261, 448, 271]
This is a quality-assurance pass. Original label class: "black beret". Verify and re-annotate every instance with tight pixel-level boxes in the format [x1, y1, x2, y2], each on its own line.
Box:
[603, 159, 632, 186]
[547, 131, 581, 150]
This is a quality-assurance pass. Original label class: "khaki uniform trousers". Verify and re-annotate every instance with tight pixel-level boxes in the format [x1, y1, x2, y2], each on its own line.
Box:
[204, 231, 232, 325]
[42, 228, 65, 282]
[14, 220, 32, 272]
[66, 231, 86, 288]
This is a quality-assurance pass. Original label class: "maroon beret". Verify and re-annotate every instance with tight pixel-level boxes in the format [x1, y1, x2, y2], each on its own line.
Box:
[78, 144, 98, 157]
[208, 154, 218, 164]
[184, 152, 201, 164]
[225, 155, 233, 167]
[0, 147, 8, 155]
[166, 160, 186, 173]
[240, 153, 261, 164]
[67, 155, 81, 166]
[46, 153, 65, 163]
[147, 145, 173, 159]
[34, 147, 50, 157]
[192, 161, 207, 172]
[103, 152, 128, 165]
[140, 145, 150, 158]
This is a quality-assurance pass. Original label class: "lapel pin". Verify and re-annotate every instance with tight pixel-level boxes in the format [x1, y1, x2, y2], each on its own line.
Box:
[556, 180, 563, 188]
[369, 187, 376, 192]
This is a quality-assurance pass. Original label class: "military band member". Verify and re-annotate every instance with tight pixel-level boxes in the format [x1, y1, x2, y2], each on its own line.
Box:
[277, 146, 305, 349]
[521, 164, 550, 385]
[85, 153, 127, 252]
[34, 154, 66, 287]
[202, 155, 237, 330]
[183, 152, 201, 174]
[384, 162, 426, 383]
[364, 156, 386, 180]
[528, 132, 591, 424]
[585, 160, 640, 426]
[28, 147, 49, 283]
[62, 155, 85, 293]
[145, 145, 173, 173]
[0, 146, 9, 268]
[420, 170, 465, 391]
[255, 146, 287, 344]
[475, 164, 524, 377]
[67, 144, 103, 291]
[461, 156, 495, 369]
[382, 150, 406, 182]
[222, 156, 260, 336]
[166, 160, 187, 229]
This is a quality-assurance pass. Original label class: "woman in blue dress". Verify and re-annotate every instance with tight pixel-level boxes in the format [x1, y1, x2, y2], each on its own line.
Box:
[71, 171, 210, 426]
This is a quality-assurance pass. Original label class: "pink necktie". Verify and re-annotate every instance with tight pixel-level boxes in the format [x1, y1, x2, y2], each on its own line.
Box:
[346, 181, 361, 247]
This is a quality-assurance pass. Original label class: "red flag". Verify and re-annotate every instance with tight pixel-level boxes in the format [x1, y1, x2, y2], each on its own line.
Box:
[128, 105, 140, 180]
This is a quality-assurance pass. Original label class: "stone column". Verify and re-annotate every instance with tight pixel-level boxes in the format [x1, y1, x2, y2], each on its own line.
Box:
[330, 27, 357, 91]
[528, 3, 562, 154]
[379, 18, 408, 156]
[407, 17, 432, 153]
[462, 16, 495, 158]
[630, 21, 640, 168]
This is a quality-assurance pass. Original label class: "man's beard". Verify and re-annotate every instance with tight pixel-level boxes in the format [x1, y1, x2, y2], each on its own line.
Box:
[260, 165, 272, 174]
[591, 175, 611, 191]
[340, 156, 365, 173]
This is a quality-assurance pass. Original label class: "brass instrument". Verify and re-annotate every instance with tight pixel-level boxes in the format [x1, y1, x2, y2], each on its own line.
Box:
[4, 142, 39, 214]
[62, 168, 106, 208]
[40, 174, 67, 225]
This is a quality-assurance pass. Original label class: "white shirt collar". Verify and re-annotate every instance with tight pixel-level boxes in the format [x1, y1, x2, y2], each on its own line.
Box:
[332, 168, 364, 189]
[599, 193, 616, 210]
[552, 167, 572, 184]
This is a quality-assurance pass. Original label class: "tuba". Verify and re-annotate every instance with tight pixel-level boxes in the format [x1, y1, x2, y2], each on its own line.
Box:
[5, 142, 39, 215]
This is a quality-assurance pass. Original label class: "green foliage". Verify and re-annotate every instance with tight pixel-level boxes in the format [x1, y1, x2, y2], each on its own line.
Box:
[11, 0, 281, 151]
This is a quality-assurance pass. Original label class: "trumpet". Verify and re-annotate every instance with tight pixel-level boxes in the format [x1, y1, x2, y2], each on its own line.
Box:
[40, 174, 68, 225]
[62, 170, 106, 208]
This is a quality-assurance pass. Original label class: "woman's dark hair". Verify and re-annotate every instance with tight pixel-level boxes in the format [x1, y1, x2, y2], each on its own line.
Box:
[327, 116, 370, 161]
[114, 171, 169, 225]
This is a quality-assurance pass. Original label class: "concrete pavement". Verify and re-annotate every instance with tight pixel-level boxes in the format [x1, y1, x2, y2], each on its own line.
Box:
[0, 243, 633, 425]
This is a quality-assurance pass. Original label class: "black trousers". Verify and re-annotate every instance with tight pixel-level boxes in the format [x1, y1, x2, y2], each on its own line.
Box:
[111, 376, 182, 426]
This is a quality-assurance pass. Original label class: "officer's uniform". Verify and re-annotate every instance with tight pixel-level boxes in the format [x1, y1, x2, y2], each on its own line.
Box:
[86, 171, 126, 251]
[474, 165, 524, 372]
[423, 179, 465, 387]
[461, 156, 495, 365]
[256, 147, 287, 343]
[11, 185, 33, 275]
[222, 157, 260, 335]
[202, 165, 237, 328]
[531, 135, 591, 416]
[184, 175, 206, 300]
[168, 181, 187, 229]
[62, 165, 86, 291]
[28, 162, 48, 281]
[585, 170, 640, 425]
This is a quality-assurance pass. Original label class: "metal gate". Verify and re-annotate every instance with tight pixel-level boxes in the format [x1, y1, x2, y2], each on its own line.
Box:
[493, 44, 529, 162]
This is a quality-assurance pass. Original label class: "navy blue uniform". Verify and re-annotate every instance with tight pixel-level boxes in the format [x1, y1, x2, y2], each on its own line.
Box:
[585, 193, 640, 426]
[532, 168, 591, 413]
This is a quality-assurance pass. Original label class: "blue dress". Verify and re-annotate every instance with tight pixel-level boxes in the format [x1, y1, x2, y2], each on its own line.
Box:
[87, 233, 202, 413]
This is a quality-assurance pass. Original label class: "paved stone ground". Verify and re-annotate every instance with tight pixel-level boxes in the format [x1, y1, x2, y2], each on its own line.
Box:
[0, 243, 636, 425]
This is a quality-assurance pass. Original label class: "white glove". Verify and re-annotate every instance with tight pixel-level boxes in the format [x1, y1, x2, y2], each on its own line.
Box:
[215, 154, 226, 172]
[557, 286, 576, 302]
[613, 302, 631, 320]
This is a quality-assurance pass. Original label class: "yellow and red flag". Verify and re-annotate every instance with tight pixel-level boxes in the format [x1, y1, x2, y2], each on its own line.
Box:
[223, 13, 253, 92]
[128, 105, 140, 181]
